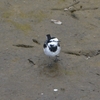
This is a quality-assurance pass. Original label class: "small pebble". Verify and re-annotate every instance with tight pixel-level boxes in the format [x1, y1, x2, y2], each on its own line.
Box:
[86, 56, 90, 60]
[54, 89, 58, 92]
[41, 93, 44, 95]
[51, 19, 62, 25]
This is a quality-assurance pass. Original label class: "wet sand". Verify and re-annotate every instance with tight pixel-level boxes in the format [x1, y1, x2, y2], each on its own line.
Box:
[0, 0, 100, 100]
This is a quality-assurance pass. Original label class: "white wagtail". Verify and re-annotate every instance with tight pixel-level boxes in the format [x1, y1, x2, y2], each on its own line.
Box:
[43, 34, 61, 61]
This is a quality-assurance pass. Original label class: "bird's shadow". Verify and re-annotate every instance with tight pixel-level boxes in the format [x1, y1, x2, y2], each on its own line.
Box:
[27, 53, 63, 77]
[41, 62, 61, 77]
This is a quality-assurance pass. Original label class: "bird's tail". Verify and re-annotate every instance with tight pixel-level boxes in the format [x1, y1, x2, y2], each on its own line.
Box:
[46, 34, 51, 40]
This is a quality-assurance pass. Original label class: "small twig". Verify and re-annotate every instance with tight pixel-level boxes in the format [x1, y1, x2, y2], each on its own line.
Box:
[13, 44, 34, 48]
[70, 7, 98, 12]
[80, 7, 98, 11]
[32, 39, 40, 45]
[66, 1, 80, 9]
[51, 1, 80, 10]
[63, 50, 100, 57]
[96, 73, 100, 76]
[63, 51, 80, 56]
[28, 59, 35, 65]
[51, 8, 64, 10]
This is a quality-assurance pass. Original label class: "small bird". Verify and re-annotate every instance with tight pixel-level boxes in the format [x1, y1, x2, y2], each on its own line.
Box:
[43, 34, 61, 61]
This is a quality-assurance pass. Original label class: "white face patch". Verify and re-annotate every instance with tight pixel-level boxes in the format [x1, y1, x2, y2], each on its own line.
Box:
[48, 41, 57, 47]
[50, 38, 59, 42]
[48, 38, 59, 47]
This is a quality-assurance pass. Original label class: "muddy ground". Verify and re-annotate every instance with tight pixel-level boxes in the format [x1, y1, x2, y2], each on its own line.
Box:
[0, 0, 100, 100]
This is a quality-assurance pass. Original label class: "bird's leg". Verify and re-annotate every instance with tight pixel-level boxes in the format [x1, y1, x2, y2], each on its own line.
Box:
[54, 55, 60, 62]
[47, 56, 53, 68]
